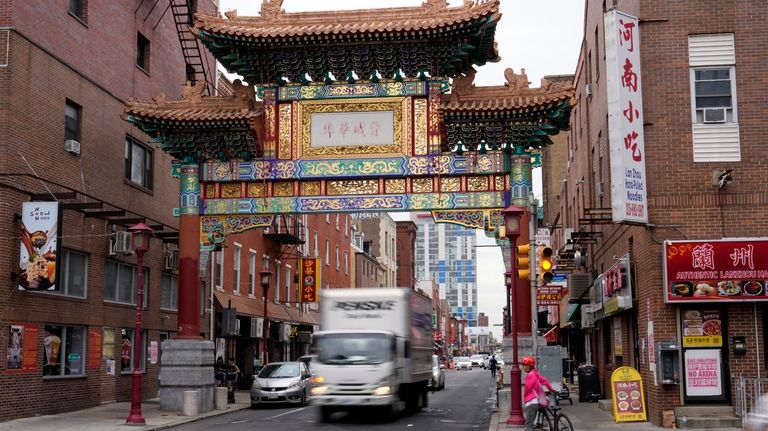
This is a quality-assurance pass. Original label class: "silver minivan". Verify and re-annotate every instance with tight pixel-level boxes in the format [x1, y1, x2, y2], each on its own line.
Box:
[429, 355, 445, 390]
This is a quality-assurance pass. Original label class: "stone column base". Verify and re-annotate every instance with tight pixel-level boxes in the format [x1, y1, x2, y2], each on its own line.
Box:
[159, 339, 215, 413]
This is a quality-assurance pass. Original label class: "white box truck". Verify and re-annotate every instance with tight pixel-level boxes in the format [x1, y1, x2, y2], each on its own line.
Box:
[310, 288, 433, 421]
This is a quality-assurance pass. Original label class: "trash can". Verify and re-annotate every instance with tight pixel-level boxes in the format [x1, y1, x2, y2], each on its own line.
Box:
[577, 364, 601, 402]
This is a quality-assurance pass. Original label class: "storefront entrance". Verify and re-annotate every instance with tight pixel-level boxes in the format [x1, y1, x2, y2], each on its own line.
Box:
[680, 307, 730, 404]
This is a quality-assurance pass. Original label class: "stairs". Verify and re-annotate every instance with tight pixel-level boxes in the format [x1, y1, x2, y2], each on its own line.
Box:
[169, 0, 212, 95]
[674, 405, 742, 429]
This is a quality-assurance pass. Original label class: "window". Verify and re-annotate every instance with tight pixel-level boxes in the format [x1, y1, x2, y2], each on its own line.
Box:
[104, 261, 148, 306]
[248, 251, 256, 296]
[47, 248, 87, 298]
[119, 329, 147, 373]
[43, 325, 86, 377]
[335, 246, 340, 271]
[275, 261, 282, 302]
[344, 251, 349, 275]
[285, 266, 291, 304]
[136, 32, 150, 72]
[313, 232, 318, 257]
[214, 250, 224, 290]
[125, 135, 153, 190]
[345, 216, 349, 237]
[232, 244, 241, 294]
[69, 0, 86, 22]
[325, 240, 330, 265]
[336, 214, 340, 230]
[692, 69, 735, 123]
[65, 100, 81, 142]
[325, 214, 330, 223]
[160, 273, 178, 310]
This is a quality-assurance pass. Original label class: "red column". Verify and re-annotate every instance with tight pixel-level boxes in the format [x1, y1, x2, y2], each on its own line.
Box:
[176, 164, 202, 339]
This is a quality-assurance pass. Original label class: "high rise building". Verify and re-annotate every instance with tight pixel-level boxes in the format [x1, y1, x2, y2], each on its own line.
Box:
[412, 214, 478, 326]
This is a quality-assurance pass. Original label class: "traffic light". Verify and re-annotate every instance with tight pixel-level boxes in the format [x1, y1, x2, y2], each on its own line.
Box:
[515, 244, 531, 280]
[538, 246, 554, 283]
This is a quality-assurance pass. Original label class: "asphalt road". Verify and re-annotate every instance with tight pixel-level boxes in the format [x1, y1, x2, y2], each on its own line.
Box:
[171, 367, 498, 430]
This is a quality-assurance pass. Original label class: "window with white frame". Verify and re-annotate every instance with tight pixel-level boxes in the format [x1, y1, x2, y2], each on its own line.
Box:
[125, 135, 153, 190]
[47, 248, 87, 298]
[104, 260, 148, 306]
[214, 250, 224, 290]
[232, 244, 241, 294]
[325, 240, 330, 266]
[345, 215, 348, 237]
[344, 251, 349, 275]
[275, 261, 281, 302]
[688, 33, 740, 162]
[160, 273, 178, 310]
[313, 232, 318, 257]
[335, 246, 340, 271]
[325, 213, 330, 223]
[285, 266, 292, 305]
[42, 325, 86, 377]
[248, 251, 256, 296]
[335, 214, 340, 230]
[119, 328, 147, 373]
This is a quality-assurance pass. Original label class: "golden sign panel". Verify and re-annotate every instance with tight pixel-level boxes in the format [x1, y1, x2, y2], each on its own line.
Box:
[205, 184, 217, 199]
[273, 182, 294, 197]
[468, 176, 489, 191]
[278, 103, 292, 160]
[440, 177, 461, 192]
[221, 183, 241, 198]
[300, 181, 321, 196]
[412, 178, 434, 193]
[385, 179, 406, 194]
[495, 175, 506, 191]
[247, 183, 266, 197]
[413, 99, 428, 155]
[328, 180, 378, 195]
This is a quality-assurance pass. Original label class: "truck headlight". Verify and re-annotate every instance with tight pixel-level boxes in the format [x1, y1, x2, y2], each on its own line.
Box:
[311, 386, 329, 395]
[373, 386, 391, 396]
[312, 376, 325, 384]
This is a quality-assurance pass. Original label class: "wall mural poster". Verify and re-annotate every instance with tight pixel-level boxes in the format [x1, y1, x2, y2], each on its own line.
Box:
[18, 202, 60, 290]
[7, 325, 24, 370]
[684, 349, 722, 396]
[7, 324, 39, 373]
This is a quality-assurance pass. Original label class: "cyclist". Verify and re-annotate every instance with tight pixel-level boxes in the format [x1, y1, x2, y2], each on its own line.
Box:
[521, 356, 556, 431]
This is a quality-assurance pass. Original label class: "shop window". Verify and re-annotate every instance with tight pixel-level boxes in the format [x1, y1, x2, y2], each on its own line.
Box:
[45, 248, 87, 298]
[124, 135, 153, 190]
[119, 329, 147, 373]
[43, 325, 86, 377]
[104, 260, 148, 306]
[160, 273, 178, 310]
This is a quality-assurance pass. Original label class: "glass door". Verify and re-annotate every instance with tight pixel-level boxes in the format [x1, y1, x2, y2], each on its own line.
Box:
[680, 307, 730, 404]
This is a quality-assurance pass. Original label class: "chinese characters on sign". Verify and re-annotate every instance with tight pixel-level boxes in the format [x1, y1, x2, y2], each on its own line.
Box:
[664, 239, 768, 303]
[299, 258, 320, 303]
[18, 202, 60, 290]
[610, 366, 647, 423]
[310, 111, 394, 147]
[605, 10, 648, 224]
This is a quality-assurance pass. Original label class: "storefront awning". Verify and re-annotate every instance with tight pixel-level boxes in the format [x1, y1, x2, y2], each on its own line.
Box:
[213, 291, 319, 325]
[543, 326, 559, 344]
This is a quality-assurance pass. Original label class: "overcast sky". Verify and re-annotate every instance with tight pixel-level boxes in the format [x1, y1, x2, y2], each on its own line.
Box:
[217, 0, 585, 340]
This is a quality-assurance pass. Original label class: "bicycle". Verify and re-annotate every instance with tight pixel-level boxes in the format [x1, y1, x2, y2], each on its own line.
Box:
[534, 401, 574, 431]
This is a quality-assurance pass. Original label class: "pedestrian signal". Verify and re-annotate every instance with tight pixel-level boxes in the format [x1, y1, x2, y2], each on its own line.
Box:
[516, 244, 530, 280]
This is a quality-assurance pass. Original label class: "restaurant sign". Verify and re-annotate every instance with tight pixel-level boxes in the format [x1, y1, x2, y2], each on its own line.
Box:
[299, 258, 320, 303]
[610, 366, 647, 423]
[664, 239, 768, 303]
[589, 255, 633, 320]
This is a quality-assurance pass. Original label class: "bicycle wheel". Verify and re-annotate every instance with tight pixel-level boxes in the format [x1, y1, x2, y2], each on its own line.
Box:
[554, 413, 574, 431]
[535, 409, 552, 430]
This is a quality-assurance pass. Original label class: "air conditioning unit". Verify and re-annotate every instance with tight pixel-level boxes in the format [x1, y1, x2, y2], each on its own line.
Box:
[164, 250, 179, 269]
[110, 231, 133, 255]
[568, 273, 593, 303]
[585, 83, 594, 97]
[703, 108, 726, 123]
[250, 317, 263, 338]
[64, 139, 81, 155]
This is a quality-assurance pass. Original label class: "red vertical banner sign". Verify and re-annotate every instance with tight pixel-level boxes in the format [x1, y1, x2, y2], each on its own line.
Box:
[88, 329, 102, 369]
[299, 258, 320, 303]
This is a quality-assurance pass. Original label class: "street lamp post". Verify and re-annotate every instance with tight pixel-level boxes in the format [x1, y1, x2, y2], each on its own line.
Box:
[259, 269, 272, 366]
[126, 223, 153, 425]
[502, 205, 525, 426]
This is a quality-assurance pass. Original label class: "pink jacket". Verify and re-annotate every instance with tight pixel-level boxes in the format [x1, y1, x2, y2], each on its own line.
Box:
[523, 369, 555, 404]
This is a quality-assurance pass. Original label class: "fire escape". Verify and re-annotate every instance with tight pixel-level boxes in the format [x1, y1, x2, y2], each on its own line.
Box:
[168, 0, 213, 95]
[263, 215, 306, 262]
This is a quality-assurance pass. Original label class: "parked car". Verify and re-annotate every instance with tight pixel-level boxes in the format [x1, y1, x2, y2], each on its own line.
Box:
[455, 356, 473, 370]
[251, 361, 313, 407]
[470, 354, 485, 368]
[429, 355, 445, 390]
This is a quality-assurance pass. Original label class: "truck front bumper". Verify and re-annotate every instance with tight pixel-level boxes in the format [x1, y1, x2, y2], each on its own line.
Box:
[311, 394, 395, 407]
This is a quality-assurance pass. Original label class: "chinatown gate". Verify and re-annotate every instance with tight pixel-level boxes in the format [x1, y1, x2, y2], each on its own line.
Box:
[125, 0, 573, 412]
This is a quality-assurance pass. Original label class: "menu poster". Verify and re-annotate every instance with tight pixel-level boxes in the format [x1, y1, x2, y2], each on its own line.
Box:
[87, 329, 102, 369]
[102, 328, 115, 360]
[610, 366, 647, 423]
[682, 309, 722, 347]
[685, 349, 722, 396]
[6, 324, 38, 373]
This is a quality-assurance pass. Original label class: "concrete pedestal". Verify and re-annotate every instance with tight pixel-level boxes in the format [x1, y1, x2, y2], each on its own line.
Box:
[182, 391, 199, 416]
[159, 339, 215, 413]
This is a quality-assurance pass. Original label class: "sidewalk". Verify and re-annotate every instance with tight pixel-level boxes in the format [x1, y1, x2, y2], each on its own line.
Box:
[0, 391, 251, 431]
[488, 399, 743, 431]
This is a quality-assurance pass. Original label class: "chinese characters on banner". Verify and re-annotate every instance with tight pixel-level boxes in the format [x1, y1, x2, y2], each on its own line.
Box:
[664, 239, 768, 303]
[19, 202, 60, 290]
[605, 11, 648, 224]
[299, 258, 320, 303]
[610, 366, 648, 423]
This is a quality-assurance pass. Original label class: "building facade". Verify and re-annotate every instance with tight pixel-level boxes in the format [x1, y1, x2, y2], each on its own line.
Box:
[396, 220, 418, 289]
[0, 0, 217, 421]
[413, 213, 478, 326]
[555, 0, 768, 425]
[351, 213, 398, 288]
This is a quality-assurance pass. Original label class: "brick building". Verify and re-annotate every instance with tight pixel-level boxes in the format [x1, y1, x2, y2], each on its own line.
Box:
[0, 0, 217, 421]
[396, 220, 418, 289]
[553, 0, 768, 426]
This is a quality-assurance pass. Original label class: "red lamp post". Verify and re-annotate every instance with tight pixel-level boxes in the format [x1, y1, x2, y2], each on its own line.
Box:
[259, 268, 272, 366]
[125, 223, 153, 425]
[502, 205, 525, 426]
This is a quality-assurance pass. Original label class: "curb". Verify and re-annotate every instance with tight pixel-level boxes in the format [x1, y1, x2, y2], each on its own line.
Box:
[147, 404, 251, 430]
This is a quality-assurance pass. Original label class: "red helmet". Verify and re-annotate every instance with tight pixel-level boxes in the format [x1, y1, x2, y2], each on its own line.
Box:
[521, 356, 536, 367]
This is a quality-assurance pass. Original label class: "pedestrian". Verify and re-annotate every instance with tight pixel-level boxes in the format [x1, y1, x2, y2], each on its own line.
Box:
[489, 355, 498, 379]
[214, 356, 226, 387]
[226, 358, 241, 404]
[521, 356, 555, 431]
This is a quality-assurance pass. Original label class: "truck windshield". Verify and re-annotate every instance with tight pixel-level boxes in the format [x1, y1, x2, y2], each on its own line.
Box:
[316, 333, 392, 365]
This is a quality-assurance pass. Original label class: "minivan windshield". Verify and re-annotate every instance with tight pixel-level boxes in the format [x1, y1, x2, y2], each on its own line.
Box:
[316, 333, 392, 365]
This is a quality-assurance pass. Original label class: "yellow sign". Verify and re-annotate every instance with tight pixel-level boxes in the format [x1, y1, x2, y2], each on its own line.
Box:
[610, 366, 647, 423]
[683, 335, 722, 348]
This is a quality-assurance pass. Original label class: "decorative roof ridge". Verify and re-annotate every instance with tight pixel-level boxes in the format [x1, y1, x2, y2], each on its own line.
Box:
[126, 80, 260, 114]
[449, 68, 575, 104]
